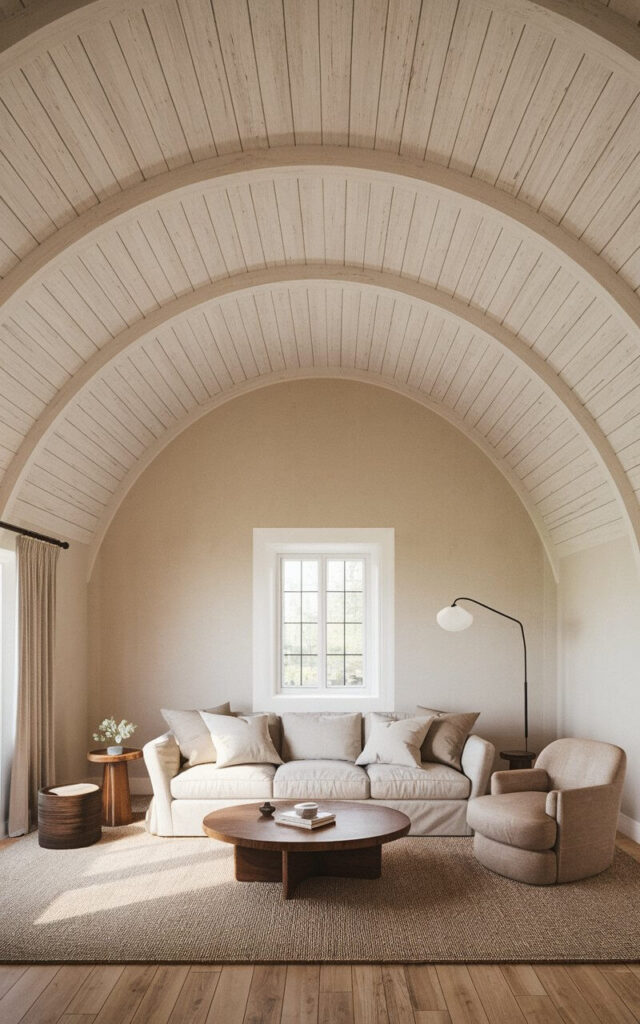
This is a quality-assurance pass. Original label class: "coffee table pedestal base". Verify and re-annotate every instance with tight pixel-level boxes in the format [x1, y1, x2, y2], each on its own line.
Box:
[234, 843, 382, 899]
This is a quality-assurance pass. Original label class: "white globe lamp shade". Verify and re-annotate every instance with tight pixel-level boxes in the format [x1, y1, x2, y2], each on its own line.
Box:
[436, 605, 474, 632]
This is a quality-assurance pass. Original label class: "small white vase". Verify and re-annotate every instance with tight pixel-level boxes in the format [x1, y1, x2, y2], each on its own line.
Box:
[107, 744, 124, 755]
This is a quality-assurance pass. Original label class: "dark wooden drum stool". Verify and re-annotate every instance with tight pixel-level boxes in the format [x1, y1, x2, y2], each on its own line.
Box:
[38, 783, 102, 849]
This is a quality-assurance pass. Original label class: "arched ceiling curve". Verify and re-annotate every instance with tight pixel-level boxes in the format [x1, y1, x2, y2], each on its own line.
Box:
[1, 0, 640, 573]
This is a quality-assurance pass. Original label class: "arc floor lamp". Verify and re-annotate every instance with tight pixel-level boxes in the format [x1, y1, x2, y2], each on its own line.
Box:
[436, 597, 534, 767]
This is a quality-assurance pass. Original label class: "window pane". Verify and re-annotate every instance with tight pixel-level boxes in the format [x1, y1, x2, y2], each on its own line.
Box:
[345, 655, 364, 686]
[301, 593, 318, 623]
[326, 559, 344, 589]
[301, 655, 318, 686]
[345, 591, 363, 623]
[327, 623, 345, 655]
[283, 559, 301, 591]
[302, 623, 318, 655]
[283, 623, 301, 655]
[327, 592, 344, 622]
[345, 560, 363, 589]
[283, 593, 301, 622]
[302, 560, 318, 591]
[326, 655, 345, 686]
[283, 655, 301, 687]
[345, 623, 362, 654]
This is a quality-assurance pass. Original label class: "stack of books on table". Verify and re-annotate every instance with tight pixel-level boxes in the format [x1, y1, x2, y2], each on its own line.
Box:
[275, 810, 336, 830]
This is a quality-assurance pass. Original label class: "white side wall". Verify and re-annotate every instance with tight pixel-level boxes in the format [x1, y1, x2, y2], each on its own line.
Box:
[559, 536, 640, 838]
[89, 379, 557, 784]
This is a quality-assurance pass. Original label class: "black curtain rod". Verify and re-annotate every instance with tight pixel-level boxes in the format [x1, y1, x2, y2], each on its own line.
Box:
[0, 520, 69, 549]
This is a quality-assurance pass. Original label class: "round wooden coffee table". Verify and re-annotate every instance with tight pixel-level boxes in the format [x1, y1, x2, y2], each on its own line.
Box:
[203, 801, 411, 899]
[87, 747, 142, 826]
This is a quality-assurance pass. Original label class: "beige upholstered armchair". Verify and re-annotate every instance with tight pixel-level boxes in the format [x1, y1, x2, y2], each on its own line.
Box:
[467, 738, 626, 885]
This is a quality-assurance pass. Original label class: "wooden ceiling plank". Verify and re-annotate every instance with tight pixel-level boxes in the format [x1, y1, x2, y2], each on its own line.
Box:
[204, 188, 248, 274]
[0, 148, 57, 246]
[235, 293, 273, 374]
[79, 384, 149, 454]
[226, 181, 267, 270]
[157, 325, 208, 405]
[117, 218, 178, 305]
[540, 473, 610, 520]
[0, 192, 36, 263]
[503, 403, 566, 466]
[174, 316, 223, 396]
[84, 234, 158, 319]
[23, 52, 120, 201]
[539, 73, 639, 224]
[27, 462, 106, 516]
[353, 287, 377, 371]
[501, 254, 560, 336]
[380, 185, 414, 275]
[136, 207, 193, 297]
[419, 202, 460, 289]
[0, 365, 45, 421]
[598, 183, 640, 272]
[426, 0, 492, 167]
[66, 401, 138, 468]
[344, 178, 370, 268]
[287, 286, 314, 366]
[405, 309, 441, 389]
[516, 265, 576, 345]
[322, 175, 346, 265]
[270, 287, 301, 369]
[449, 13, 524, 177]
[118, 341, 186, 426]
[100, 360, 167, 435]
[28, 282, 98, 359]
[0, 414, 25, 453]
[349, 0, 387, 149]
[249, 180, 285, 268]
[363, 180, 392, 272]
[467, 230, 520, 313]
[298, 176, 326, 263]
[544, 298, 610, 374]
[452, 219, 502, 306]
[548, 500, 622, 543]
[465, 356, 519, 430]
[129, 342, 192, 416]
[381, 298, 411, 377]
[110, 6, 190, 169]
[144, 334, 200, 412]
[518, 429, 585, 485]
[143, 0, 215, 163]
[399, 190, 437, 280]
[494, 389, 554, 456]
[443, 334, 491, 410]
[212, 0, 268, 150]
[158, 202, 210, 289]
[186, 310, 231, 390]
[33, 447, 113, 502]
[325, 285, 342, 366]
[306, 286, 328, 367]
[419, 316, 459, 396]
[181, 190, 230, 280]
[571, 331, 636, 402]
[12, 495, 94, 541]
[374, 0, 420, 153]
[452, 343, 502, 418]
[283, 0, 321, 145]
[486, 375, 542, 446]
[8, 303, 82, 375]
[48, 35, 142, 189]
[79, 21, 168, 177]
[43, 265, 116, 346]
[0, 338, 59, 404]
[248, 0, 295, 148]
[1, 319, 71, 389]
[515, 55, 611, 209]
[54, 416, 130, 478]
[62, 253, 129, 335]
[318, 0, 352, 146]
[486, 244, 541, 324]
[531, 282, 597, 361]
[251, 291, 286, 371]
[436, 209, 483, 297]
[366, 290, 394, 373]
[529, 449, 598, 503]
[203, 303, 250, 383]
[400, 0, 455, 161]
[430, 324, 474, 404]
[474, 23, 555, 188]
[18, 477, 99, 528]
[273, 175, 305, 264]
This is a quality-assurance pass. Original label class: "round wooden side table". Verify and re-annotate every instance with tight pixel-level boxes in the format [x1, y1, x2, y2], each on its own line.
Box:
[87, 747, 142, 826]
[500, 749, 537, 770]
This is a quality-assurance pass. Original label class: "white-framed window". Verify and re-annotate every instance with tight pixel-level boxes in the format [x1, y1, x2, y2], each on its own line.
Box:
[253, 529, 394, 712]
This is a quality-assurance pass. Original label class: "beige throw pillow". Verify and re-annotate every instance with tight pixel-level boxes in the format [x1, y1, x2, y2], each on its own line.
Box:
[161, 701, 232, 766]
[281, 712, 362, 762]
[200, 712, 283, 768]
[417, 706, 479, 770]
[355, 714, 435, 768]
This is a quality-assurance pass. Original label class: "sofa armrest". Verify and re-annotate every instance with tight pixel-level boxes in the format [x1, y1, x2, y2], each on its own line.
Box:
[492, 768, 549, 795]
[460, 734, 495, 798]
[143, 732, 180, 836]
[549, 783, 621, 883]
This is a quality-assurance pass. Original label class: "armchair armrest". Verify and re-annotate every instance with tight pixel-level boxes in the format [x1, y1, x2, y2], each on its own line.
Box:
[143, 731, 180, 836]
[492, 768, 549, 795]
[549, 783, 621, 883]
[461, 734, 495, 798]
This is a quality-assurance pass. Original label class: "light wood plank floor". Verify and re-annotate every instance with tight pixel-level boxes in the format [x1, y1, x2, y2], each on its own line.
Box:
[0, 834, 637, 1024]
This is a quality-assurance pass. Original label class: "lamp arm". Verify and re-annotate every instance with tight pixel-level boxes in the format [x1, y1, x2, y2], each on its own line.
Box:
[451, 597, 528, 749]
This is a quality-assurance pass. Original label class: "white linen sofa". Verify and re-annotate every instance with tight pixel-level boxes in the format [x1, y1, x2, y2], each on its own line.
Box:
[143, 711, 495, 837]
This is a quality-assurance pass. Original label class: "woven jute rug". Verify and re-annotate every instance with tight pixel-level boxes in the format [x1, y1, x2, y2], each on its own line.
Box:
[1, 820, 639, 963]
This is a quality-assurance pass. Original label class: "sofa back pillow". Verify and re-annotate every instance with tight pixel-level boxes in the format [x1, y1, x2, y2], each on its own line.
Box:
[200, 712, 283, 768]
[363, 711, 417, 744]
[356, 714, 435, 768]
[161, 701, 231, 766]
[417, 706, 479, 770]
[281, 712, 362, 762]
[245, 711, 282, 757]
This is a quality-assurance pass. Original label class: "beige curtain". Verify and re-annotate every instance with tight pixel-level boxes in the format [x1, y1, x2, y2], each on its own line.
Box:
[8, 536, 59, 836]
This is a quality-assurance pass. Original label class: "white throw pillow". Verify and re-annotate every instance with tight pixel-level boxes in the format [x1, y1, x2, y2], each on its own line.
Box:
[200, 712, 283, 768]
[281, 712, 362, 761]
[161, 701, 232, 766]
[355, 714, 435, 768]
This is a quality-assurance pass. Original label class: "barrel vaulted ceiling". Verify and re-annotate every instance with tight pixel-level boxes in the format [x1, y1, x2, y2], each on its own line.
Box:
[1, 1, 640, 577]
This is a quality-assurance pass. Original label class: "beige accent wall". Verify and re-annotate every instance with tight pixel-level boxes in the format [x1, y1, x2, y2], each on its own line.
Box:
[89, 379, 557, 781]
[559, 536, 640, 831]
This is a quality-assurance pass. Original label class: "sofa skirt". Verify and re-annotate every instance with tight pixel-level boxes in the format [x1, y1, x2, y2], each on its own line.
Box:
[146, 796, 472, 837]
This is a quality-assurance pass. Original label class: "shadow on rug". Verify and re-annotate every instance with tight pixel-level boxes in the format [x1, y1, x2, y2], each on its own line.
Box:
[1, 824, 639, 962]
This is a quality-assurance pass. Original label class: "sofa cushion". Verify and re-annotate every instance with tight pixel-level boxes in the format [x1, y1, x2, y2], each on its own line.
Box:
[161, 701, 231, 766]
[356, 714, 435, 768]
[467, 791, 557, 851]
[273, 759, 370, 799]
[367, 762, 472, 800]
[281, 712, 362, 762]
[200, 712, 282, 768]
[170, 763, 276, 800]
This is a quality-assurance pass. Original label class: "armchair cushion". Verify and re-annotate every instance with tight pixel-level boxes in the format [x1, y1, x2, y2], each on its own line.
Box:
[367, 762, 471, 800]
[491, 768, 549, 795]
[273, 759, 369, 799]
[467, 791, 556, 851]
[170, 762, 276, 800]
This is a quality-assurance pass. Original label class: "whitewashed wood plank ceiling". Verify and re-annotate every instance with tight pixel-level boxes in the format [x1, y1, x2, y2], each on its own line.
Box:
[0, 0, 639, 574]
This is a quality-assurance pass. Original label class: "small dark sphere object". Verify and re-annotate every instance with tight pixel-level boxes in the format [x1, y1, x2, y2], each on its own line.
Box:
[259, 801, 276, 817]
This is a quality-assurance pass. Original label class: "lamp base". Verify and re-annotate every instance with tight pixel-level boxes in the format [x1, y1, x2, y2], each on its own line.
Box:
[500, 750, 537, 770]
